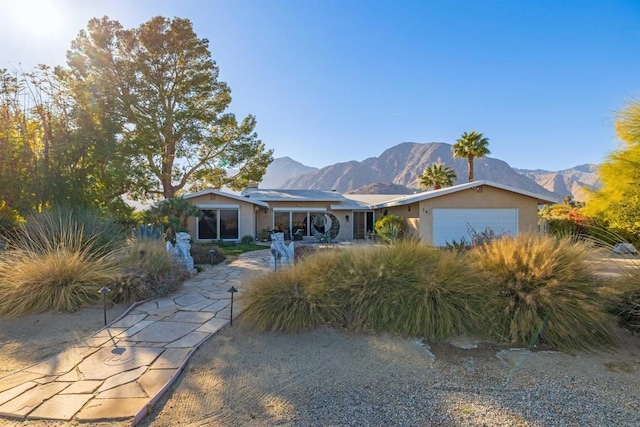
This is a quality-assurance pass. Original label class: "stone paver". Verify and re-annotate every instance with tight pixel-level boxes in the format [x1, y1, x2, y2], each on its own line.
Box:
[0, 250, 270, 424]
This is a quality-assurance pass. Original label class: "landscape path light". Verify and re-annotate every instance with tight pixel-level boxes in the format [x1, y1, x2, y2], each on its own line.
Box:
[99, 286, 111, 326]
[227, 286, 238, 325]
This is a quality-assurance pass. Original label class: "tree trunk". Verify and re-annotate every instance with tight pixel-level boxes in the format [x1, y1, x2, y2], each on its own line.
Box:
[468, 155, 475, 182]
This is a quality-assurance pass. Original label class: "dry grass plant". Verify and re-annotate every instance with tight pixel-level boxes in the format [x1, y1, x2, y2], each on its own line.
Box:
[0, 230, 121, 316]
[110, 238, 185, 303]
[472, 234, 616, 352]
[241, 241, 488, 340]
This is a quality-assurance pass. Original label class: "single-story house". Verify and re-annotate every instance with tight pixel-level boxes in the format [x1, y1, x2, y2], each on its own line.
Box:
[183, 180, 559, 246]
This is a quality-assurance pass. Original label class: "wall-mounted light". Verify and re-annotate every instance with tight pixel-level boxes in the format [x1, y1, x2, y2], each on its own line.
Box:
[345, 214, 350, 222]
[408, 205, 411, 212]
[383, 209, 388, 216]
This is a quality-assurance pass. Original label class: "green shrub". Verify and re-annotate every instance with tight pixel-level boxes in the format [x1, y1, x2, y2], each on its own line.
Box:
[241, 235, 255, 244]
[374, 215, 406, 242]
[0, 201, 25, 239]
[472, 234, 616, 352]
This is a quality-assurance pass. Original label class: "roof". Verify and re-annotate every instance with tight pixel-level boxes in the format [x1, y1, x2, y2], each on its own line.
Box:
[240, 188, 347, 202]
[186, 181, 559, 211]
[369, 180, 560, 209]
[183, 189, 269, 208]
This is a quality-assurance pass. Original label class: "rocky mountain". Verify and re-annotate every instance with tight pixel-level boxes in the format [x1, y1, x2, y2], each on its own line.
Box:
[259, 156, 318, 188]
[347, 182, 416, 195]
[514, 164, 600, 201]
[279, 142, 558, 199]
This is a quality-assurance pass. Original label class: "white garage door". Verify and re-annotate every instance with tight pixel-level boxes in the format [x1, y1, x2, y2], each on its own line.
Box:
[432, 208, 518, 246]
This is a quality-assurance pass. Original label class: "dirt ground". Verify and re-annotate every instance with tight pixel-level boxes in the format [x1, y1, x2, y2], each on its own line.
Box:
[0, 303, 639, 426]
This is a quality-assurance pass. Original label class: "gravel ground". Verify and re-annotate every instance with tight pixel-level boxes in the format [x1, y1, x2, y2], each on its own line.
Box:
[139, 325, 640, 427]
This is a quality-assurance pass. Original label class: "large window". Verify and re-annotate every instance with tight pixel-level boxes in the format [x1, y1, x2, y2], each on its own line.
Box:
[272, 209, 325, 239]
[198, 208, 239, 241]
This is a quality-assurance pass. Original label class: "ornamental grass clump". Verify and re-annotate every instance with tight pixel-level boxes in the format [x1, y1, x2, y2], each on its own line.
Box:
[337, 242, 487, 340]
[241, 241, 488, 340]
[0, 232, 121, 316]
[240, 249, 345, 332]
[472, 234, 616, 352]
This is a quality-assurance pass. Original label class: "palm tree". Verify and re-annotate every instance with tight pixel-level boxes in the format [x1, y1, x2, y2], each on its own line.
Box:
[417, 163, 457, 190]
[452, 131, 490, 182]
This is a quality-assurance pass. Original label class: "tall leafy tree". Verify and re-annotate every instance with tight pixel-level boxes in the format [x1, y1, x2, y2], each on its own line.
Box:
[0, 66, 133, 217]
[452, 130, 490, 182]
[585, 100, 640, 240]
[417, 163, 457, 190]
[66, 16, 273, 200]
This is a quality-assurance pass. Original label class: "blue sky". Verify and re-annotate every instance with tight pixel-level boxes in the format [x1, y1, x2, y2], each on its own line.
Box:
[1, 0, 639, 171]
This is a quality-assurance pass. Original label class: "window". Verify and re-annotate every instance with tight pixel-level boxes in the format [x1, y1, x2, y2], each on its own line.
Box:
[198, 208, 239, 240]
[272, 210, 325, 239]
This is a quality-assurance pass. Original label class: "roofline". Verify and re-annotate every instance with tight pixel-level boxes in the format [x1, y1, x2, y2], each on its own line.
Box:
[370, 180, 560, 209]
[183, 189, 269, 208]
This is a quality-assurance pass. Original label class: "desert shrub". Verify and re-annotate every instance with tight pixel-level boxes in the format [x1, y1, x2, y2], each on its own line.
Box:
[294, 244, 318, 263]
[241, 241, 488, 340]
[241, 235, 255, 244]
[133, 224, 164, 240]
[0, 234, 121, 316]
[111, 238, 187, 303]
[334, 242, 487, 339]
[374, 215, 406, 243]
[15, 205, 126, 255]
[614, 289, 640, 332]
[240, 266, 342, 332]
[190, 243, 226, 265]
[472, 234, 616, 352]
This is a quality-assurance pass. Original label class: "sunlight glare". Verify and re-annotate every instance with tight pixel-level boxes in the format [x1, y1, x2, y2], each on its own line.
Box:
[7, 0, 66, 37]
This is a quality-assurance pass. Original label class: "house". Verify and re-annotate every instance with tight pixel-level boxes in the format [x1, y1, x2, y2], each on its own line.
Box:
[183, 180, 559, 246]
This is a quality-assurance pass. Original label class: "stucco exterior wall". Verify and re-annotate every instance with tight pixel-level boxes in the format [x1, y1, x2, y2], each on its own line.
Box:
[185, 193, 257, 242]
[417, 185, 541, 245]
[377, 203, 420, 238]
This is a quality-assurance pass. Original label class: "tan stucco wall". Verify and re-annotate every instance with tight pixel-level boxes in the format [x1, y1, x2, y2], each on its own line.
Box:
[417, 185, 542, 245]
[376, 202, 420, 237]
[186, 193, 258, 242]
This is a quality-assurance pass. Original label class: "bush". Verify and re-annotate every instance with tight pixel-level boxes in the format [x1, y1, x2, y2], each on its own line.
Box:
[614, 289, 640, 333]
[241, 241, 488, 341]
[240, 266, 342, 332]
[15, 205, 126, 255]
[190, 243, 226, 265]
[0, 233, 121, 315]
[241, 235, 255, 244]
[471, 234, 616, 352]
[374, 215, 406, 243]
[110, 238, 187, 303]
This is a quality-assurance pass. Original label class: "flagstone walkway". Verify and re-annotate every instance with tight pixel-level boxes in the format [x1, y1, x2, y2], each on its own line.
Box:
[0, 249, 271, 425]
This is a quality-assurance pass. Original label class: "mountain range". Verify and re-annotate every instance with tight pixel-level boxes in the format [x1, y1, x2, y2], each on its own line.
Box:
[259, 143, 600, 201]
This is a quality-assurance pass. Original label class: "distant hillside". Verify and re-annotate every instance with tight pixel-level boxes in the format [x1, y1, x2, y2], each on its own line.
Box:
[348, 182, 415, 195]
[259, 156, 318, 188]
[514, 164, 600, 201]
[280, 142, 557, 199]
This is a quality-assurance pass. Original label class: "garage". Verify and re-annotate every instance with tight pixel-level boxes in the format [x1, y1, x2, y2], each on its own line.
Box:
[431, 208, 518, 246]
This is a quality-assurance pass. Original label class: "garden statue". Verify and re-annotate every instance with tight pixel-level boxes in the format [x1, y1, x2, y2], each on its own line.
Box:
[167, 232, 195, 271]
[270, 232, 294, 269]
[312, 213, 340, 242]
